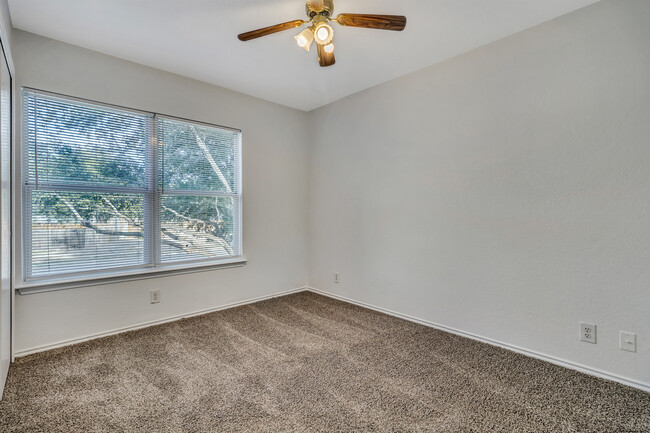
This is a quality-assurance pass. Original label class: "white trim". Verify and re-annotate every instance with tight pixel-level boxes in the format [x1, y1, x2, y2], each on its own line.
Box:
[16, 257, 247, 294]
[14, 286, 307, 357]
[0, 3, 14, 77]
[19, 88, 244, 288]
[14, 285, 649, 394]
[9, 34, 16, 366]
[306, 287, 650, 394]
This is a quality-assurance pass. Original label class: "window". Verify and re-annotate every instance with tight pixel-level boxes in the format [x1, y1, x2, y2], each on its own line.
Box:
[22, 89, 242, 282]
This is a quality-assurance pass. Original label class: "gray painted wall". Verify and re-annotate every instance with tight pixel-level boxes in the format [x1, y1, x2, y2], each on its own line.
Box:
[7, 0, 650, 390]
[12, 30, 310, 354]
[308, 0, 650, 389]
[0, 0, 11, 54]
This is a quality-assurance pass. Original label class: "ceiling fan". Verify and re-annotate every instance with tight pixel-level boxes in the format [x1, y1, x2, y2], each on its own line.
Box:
[237, 0, 407, 67]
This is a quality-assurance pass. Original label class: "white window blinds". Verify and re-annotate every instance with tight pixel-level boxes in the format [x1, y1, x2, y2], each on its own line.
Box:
[22, 90, 242, 281]
[157, 117, 241, 263]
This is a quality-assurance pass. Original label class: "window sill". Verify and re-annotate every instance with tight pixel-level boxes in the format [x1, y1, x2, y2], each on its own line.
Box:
[16, 257, 248, 295]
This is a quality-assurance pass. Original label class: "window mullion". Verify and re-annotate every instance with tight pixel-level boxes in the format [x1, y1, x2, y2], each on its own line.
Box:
[22, 186, 33, 279]
[152, 116, 161, 266]
[144, 115, 160, 267]
[159, 189, 238, 198]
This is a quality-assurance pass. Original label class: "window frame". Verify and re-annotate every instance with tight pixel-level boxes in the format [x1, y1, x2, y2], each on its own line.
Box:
[155, 115, 242, 266]
[18, 88, 244, 291]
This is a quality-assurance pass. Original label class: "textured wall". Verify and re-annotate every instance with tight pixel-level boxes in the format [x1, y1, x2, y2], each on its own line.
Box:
[308, 0, 650, 388]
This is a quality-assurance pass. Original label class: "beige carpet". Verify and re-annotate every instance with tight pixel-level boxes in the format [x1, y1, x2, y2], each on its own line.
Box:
[0, 292, 648, 432]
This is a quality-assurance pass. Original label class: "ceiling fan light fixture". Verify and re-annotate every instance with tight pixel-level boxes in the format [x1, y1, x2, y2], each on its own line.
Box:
[294, 27, 314, 51]
[237, 0, 406, 67]
[313, 21, 334, 45]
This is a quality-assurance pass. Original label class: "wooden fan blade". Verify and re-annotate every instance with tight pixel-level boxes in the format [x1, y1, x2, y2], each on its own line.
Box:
[317, 43, 335, 67]
[238, 19, 307, 41]
[335, 14, 406, 31]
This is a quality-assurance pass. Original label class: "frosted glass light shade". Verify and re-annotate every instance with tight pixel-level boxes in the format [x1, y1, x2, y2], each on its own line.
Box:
[294, 28, 314, 51]
[314, 22, 333, 45]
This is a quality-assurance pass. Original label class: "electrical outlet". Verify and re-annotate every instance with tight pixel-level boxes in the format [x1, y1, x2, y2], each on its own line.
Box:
[150, 289, 160, 304]
[620, 331, 636, 352]
[580, 323, 596, 344]
[334, 272, 340, 283]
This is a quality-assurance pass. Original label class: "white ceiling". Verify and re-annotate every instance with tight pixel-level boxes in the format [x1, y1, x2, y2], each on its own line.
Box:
[8, 0, 600, 111]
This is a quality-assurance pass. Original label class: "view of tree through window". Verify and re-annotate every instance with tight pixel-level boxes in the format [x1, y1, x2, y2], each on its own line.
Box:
[158, 117, 239, 263]
[23, 90, 241, 280]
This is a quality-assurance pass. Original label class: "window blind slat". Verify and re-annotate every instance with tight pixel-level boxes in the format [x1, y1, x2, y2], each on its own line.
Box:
[28, 191, 145, 277]
[25, 92, 150, 189]
[158, 118, 239, 194]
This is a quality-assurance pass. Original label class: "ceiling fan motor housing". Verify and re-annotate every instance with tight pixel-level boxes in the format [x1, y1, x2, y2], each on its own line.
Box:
[306, 0, 334, 18]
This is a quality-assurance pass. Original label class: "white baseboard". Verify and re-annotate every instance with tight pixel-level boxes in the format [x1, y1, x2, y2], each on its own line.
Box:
[14, 285, 649, 394]
[14, 287, 308, 358]
[306, 287, 650, 394]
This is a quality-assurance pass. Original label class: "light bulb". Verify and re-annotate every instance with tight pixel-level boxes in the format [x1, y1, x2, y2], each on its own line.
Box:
[294, 28, 314, 51]
[317, 27, 329, 41]
[313, 22, 333, 45]
[324, 43, 334, 54]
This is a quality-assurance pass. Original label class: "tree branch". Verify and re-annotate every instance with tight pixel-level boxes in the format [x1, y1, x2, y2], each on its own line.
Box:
[161, 224, 233, 256]
[161, 205, 234, 254]
[53, 193, 186, 251]
[102, 196, 141, 227]
[190, 126, 233, 194]
[53, 194, 234, 257]
[162, 205, 212, 228]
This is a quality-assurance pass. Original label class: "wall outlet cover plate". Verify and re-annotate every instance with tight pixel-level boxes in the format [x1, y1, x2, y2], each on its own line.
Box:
[580, 323, 596, 344]
[620, 331, 637, 352]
